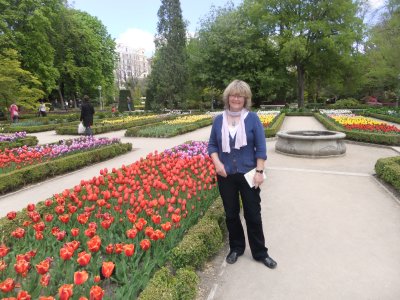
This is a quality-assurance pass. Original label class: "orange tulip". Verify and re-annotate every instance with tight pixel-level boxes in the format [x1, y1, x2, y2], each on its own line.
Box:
[87, 235, 101, 253]
[58, 284, 73, 300]
[101, 261, 115, 278]
[14, 259, 30, 277]
[0, 278, 15, 293]
[36, 259, 50, 275]
[16, 290, 31, 299]
[123, 244, 135, 257]
[77, 251, 91, 267]
[140, 239, 151, 251]
[0, 244, 9, 257]
[89, 285, 105, 300]
[40, 274, 51, 287]
[74, 270, 89, 285]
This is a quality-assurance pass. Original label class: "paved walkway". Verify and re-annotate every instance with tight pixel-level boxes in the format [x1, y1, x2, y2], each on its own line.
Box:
[1, 117, 400, 300]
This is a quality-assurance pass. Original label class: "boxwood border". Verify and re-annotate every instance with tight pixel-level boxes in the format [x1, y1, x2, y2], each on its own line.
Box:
[0, 142, 132, 195]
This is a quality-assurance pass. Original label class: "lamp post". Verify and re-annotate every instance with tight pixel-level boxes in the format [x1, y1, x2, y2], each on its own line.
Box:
[97, 85, 102, 110]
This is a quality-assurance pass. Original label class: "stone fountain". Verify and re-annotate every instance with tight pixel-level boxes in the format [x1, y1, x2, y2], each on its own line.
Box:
[275, 130, 346, 158]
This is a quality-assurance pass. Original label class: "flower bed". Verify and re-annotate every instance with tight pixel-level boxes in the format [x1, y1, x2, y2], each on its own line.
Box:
[0, 137, 120, 175]
[125, 115, 213, 138]
[0, 132, 38, 151]
[317, 110, 400, 145]
[321, 110, 400, 134]
[56, 114, 176, 135]
[0, 142, 132, 195]
[0, 141, 218, 299]
[257, 110, 280, 128]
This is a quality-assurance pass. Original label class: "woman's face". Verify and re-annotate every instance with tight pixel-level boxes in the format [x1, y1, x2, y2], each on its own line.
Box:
[228, 94, 245, 112]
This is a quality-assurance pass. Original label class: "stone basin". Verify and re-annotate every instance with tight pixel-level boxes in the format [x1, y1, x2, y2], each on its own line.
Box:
[275, 130, 346, 158]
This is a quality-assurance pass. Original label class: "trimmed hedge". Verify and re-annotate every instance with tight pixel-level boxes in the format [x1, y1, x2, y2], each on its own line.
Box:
[56, 115, 174, 135]
[264, 113, 285, 137]
[0, 142, 132, 195]
[314, 113, 400, 146]
[138, 198, 226, 299]
[375, 156, 400, 192]
[125, 119, 213, 138]
[138, 267, 199, 300]
[0, 136, 38, 150]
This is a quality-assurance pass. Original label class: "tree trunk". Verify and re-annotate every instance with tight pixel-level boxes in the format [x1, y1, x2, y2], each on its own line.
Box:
[297, 64, 305, 108]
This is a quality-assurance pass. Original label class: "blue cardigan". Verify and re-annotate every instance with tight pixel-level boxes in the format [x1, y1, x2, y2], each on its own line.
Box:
[208, 111, 267, 175]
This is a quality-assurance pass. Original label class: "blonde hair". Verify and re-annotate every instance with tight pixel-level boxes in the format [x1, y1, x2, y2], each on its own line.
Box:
[222, 80, 252, 110]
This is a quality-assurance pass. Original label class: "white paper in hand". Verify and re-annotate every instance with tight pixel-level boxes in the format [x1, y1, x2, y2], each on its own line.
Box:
[244, 168, 266, 188]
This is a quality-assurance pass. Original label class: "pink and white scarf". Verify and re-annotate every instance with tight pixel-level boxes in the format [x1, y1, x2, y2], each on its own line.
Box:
[222, 109, 247, 153]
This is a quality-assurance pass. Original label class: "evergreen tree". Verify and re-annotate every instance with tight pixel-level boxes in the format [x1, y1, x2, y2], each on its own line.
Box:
[146, 0, 188, 110]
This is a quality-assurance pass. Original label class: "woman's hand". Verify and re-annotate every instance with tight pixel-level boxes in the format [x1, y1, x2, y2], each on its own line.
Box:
[215, 162, 227, 178]
[253, 172, 264, 188]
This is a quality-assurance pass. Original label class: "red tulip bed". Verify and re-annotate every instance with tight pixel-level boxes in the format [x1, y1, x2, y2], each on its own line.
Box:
[0, 137, 120, 175]
[0, 141, 218, 299]
[321, 110, 400, 134]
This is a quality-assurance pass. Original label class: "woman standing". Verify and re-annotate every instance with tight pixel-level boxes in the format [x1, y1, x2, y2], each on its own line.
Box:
[208, 80, 277, 269]
[80, 95, 95, 136]
[9, 102, 19, 123]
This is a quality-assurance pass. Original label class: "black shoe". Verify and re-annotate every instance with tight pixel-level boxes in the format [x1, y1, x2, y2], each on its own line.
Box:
[226, 251, 242, 264]
[260, 256, 277, 269]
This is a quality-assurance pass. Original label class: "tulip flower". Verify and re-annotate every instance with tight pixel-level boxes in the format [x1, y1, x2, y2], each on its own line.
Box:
[0, 244, 9, 257]
[58, 284, 73, 300]
[40, 274, 51, 287]
[0, 278, 15, 293]
[6, 211, 17, 220]
[123, 244, 135, 257]
[36, 259, 50, 275]
[14, 259, 30, 277]
[101, 261, 115, 278]
[89, 285, 105, 300]
[140, 239, 151, 251]
[77, 251, 91, 267]
[74, 270, 89, 285]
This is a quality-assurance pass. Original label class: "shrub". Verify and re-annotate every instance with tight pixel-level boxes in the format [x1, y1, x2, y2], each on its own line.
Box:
[375, 156, 400, 192]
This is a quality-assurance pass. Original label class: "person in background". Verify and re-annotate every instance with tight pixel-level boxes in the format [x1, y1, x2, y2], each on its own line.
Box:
[38, 101, 47, 117]
[127, 96, 132, 112]
[9, 102, 19, 123]
[80, 95, 95, 136]
[207, 79, 277, 269]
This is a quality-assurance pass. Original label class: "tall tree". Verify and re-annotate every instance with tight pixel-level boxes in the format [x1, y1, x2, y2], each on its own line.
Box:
[146, 0, 188, 110]
[53, 9, 116, 107]
[0, 49, 44, 111]
[363, 0, 400, 101]
[187, 4, 281, 107]
[245, 0, 364, 107]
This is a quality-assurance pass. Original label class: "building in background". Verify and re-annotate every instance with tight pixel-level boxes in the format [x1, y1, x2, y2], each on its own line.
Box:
[115, 44, 151, 89]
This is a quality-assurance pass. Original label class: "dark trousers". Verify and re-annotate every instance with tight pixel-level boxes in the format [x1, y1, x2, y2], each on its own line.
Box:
[217, 173, 268, 260]
[84, 126, 93, 136]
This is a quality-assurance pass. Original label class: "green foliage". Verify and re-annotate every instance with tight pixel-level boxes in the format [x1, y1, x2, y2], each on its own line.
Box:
[328, 98, 365, 109]
[375, 156, 400, 192]
[138, 267, 199, 300]
[0, 136, 38, 151]
[264, 113, 286, 137]
[363, 0, 400, 94]
[0, 49, 45, 110]
[146, 0, 188, 110]
[118, 89, 132, 112]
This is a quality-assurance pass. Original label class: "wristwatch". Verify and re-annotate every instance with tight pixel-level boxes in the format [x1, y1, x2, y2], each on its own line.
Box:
[255, 169, 264, 174]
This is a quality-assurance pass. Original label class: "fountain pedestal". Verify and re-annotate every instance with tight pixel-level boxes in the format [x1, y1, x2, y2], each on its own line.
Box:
[275, 130, 346, 158]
